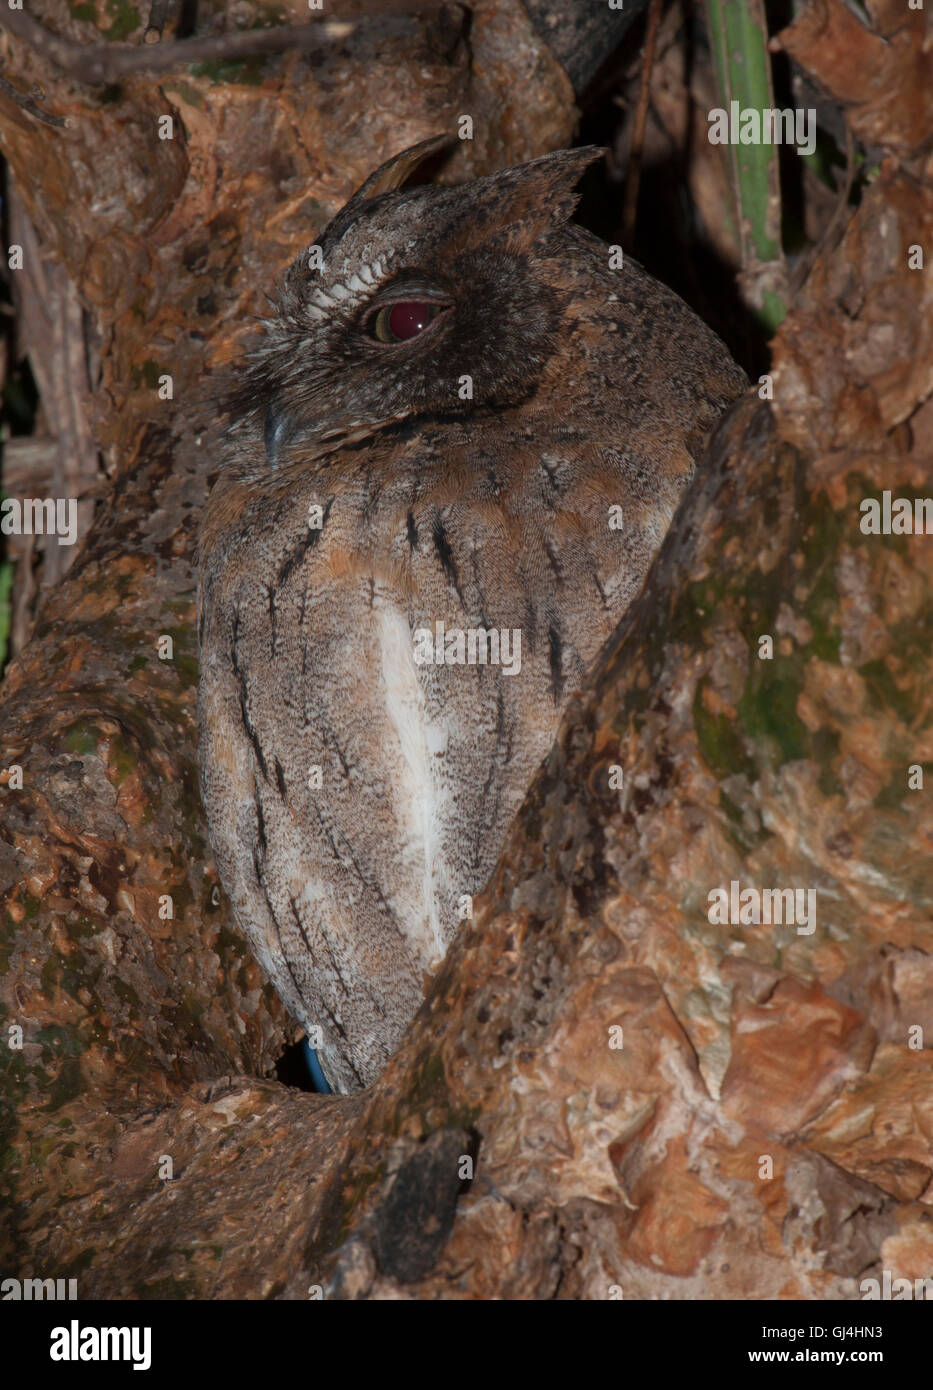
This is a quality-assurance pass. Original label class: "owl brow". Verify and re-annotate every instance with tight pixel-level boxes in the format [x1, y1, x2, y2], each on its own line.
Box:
[304, 258, 389, 321]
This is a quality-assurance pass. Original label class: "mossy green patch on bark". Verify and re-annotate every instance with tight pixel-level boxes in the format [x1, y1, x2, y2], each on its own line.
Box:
[693, 685, 756, 780]
[62, 723, 103, 757]
[174, 652, 199, 687]
[103, 0, 141, 41]
[106, 728, 139, 784]
[189, 57, 270, 87]
[164, 81, 205, 110]
[396, 1049, 482, 1137]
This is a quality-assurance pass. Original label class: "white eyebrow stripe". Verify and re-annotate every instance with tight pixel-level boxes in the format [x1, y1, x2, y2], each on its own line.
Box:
[303, 255, 395, 318]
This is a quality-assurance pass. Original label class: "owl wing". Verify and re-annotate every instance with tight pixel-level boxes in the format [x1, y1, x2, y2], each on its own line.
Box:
[199, 468, 474, 1093]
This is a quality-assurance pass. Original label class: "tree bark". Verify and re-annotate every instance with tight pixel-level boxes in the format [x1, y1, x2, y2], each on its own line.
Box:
[1, 0, 931, 1298]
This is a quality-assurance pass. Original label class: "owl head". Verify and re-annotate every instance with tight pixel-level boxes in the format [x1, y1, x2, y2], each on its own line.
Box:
[227, 138, 604, 470]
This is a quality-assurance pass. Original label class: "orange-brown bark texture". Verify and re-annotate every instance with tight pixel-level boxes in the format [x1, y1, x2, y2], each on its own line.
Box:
[1, 0, 931, 1298]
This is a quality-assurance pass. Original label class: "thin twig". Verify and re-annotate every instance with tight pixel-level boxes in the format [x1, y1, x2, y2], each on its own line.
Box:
[144, 0, 178, 46]
[0, 69, 66, 127]
[621, 0, 663, 250]
[0, 3, 444, 88]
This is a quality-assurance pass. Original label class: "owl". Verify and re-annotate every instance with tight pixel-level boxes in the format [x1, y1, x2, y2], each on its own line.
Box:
[197, 137, 747, 1094]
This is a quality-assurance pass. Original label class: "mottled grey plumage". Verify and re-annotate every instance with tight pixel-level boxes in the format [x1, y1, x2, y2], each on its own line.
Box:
[197, 139, 746, 1093]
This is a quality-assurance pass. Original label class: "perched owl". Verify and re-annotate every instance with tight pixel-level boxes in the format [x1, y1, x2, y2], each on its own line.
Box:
[197, 138, 746, 1094]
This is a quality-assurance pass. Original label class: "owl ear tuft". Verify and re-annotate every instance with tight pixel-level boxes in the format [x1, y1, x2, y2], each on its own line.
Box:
[347, 135, 454, 206]
[485, 145, 606, 246]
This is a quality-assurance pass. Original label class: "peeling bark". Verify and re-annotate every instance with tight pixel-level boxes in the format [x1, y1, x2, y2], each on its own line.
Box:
[1, 1, 932, 1299]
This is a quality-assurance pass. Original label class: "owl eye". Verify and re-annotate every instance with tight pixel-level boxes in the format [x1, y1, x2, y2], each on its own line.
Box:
[369, 301, 445, 344]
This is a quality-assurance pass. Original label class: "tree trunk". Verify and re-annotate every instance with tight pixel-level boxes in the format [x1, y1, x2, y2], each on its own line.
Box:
[1, 0, 931, 1298]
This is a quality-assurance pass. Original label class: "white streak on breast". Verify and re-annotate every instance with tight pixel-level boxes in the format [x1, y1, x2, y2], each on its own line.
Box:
[377, 604, 446, 963]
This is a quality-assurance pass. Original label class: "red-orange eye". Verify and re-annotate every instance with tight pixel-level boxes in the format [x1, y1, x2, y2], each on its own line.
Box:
[371, 301, 442, 343]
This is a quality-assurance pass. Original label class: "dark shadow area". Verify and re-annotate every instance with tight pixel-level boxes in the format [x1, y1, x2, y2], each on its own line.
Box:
[274, 1037, 316, 1092]
[0, 156, 39, 677]
[571, 6, 766, 380]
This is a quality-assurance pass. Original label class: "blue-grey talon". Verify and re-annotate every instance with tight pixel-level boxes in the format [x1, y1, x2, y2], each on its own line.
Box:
[302, 1038, 332, 1094]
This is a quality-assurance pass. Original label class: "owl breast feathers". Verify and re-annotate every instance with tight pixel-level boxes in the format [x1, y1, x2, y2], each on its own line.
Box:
[197, 138, 747, 1093]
